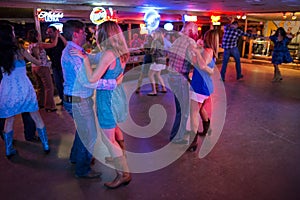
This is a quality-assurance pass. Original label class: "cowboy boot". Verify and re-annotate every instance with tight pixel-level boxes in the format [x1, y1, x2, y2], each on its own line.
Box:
[37, 127, 50, 153]
[187, 132, 198, 152]
[104, 156, 132, 189]
[198, 119, 210, 136]
[272, 69, 282, 82]
[277, 70, 283, 81]
[3, 131, 17, 158]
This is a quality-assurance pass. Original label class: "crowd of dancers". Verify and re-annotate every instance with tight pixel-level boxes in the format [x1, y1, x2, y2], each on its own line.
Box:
[0, 18, 295, 189]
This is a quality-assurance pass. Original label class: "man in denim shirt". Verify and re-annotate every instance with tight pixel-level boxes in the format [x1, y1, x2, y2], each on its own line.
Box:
[61, 20, 120, 179]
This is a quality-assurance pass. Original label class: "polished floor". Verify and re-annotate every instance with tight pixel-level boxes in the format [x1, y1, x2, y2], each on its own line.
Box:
[1, 62, 300, 200]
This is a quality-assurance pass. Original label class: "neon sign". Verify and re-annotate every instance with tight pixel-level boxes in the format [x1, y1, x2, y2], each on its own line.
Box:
[183, 15, 197, 22]
[211, 15, 221, 25]
[38, 10, 64, 22]
[144, 10, 160, 32]
[90, 7, 107, 25]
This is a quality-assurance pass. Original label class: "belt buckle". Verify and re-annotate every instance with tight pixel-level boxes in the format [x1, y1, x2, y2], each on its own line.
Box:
[74, 96, 81, 103]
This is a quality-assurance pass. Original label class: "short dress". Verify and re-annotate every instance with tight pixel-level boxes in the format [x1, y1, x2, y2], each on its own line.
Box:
[190, 58, 215, 103]
[0, 59, 38, 118]
[96, 58, 127, 129]
[270, 35, 293, 64]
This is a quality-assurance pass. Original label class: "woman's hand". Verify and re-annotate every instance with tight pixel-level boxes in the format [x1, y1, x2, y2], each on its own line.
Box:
[70, 48, 87, 59]
[116, 73, 124, 85]
[206, 66, 214, 75]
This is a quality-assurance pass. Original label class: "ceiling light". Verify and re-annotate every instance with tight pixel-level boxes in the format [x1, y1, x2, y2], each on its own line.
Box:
[242, 14, 247, 20]
[292, 13, 297, 20]
[237, 15, 241, 19]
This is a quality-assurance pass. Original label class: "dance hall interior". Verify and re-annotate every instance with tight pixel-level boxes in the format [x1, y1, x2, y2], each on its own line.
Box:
[0, 0, 300, 199]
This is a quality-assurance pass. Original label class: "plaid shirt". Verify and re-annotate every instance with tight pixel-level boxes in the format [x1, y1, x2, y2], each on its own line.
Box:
[168, 33, 196, 74]
[61, 41, 117, 98]
[222, 25, 256, 49]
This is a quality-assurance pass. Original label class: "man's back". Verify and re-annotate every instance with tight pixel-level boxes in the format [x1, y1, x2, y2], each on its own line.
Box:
[46, 37, 65, 69]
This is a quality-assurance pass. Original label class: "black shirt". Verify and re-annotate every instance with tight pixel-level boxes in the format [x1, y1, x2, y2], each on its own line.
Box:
[45, 38, 65, 70]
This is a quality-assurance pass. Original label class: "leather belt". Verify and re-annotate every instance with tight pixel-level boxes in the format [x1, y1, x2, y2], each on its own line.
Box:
[64, 95, 82, 103]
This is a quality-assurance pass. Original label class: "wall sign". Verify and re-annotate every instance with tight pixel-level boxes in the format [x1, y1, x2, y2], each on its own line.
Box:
[90, 7, 107, 25]
[183, 14, 197, 22]
[38, 10, 64, 22]
[211, 15, 221, 25]
[144, 10, 160, 32]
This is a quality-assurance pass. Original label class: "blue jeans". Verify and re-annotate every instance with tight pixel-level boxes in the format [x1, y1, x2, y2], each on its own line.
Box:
[168, 73, 190, 141]
[52, 68, 64, 101]
[221, 47, 242, 80]
[64, 97, 97, 176]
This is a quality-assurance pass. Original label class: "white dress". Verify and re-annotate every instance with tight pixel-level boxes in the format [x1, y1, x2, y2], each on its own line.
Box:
[0, 59, 38, 118]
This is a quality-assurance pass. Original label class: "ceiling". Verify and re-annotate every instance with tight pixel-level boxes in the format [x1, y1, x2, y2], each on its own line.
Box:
[0, 0, 300, 23]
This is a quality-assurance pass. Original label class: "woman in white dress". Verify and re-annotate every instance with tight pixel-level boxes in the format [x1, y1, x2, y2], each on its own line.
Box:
[147, 30, 167, 96]
[0, 24, 50, 158]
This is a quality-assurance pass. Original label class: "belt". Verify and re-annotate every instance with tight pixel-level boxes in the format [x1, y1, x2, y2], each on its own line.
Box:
[64, 95, 84, 103]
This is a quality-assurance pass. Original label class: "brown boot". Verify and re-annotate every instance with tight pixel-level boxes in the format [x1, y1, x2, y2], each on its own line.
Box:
[104, 156, 131, 189]
[105, 140, 125, 162]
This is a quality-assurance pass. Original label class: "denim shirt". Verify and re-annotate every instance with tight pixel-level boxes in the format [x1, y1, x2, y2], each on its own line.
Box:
[61, 41, 117, 98]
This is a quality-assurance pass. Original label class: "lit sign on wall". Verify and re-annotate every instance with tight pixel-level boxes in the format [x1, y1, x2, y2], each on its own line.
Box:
[90, 7, 117, 25]
[183, 14, 197, 22]
[49, 23, 63, 33]
[144, 10, 160, 32]
[211, 15, 221, 25]
[90, 7, 107, 25]
[37, 10, 64, 22]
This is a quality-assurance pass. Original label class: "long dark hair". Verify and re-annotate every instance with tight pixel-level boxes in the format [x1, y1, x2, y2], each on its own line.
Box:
[0, 24, 18, 75]
[275, 27, 287, 37]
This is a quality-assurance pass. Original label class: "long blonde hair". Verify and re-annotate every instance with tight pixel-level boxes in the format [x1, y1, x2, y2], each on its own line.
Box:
[152, 30, 164, 45]
[96, 21, 129, 63]
[203, 29, 219, 59]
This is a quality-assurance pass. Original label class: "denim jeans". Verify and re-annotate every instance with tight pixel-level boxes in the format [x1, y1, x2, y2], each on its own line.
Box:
[168, 73, 190, 141]
[52, 68, 64, 101]
[221, 47, 242, 80]
[64, 97, 97, 176]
